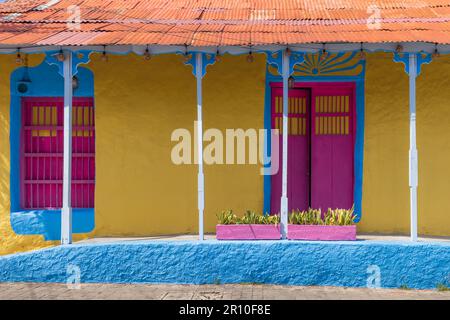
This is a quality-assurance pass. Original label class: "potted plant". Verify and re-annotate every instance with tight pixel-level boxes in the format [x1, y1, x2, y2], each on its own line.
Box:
[288, 207, 357, 241]
[216, 210, 281, 240]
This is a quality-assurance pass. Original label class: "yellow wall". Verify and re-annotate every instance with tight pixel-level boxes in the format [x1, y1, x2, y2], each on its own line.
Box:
[88, 53, 266, 236]
[416, 54, 450, 235]
[360, 52, 450, 236]
[90, 52, 450, 237]
[359, 52, 410, 234]
[1, 51, 449, 254]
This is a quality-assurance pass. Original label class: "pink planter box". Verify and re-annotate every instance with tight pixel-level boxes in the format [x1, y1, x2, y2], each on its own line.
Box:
[287, 224, 356, 241]
[216, 224, 281, 240]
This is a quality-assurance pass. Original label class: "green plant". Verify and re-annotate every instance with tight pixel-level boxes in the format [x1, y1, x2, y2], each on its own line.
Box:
[216, 210, 280, 225]
[289, 208, 322, 225]
[216, 209, 238, 225]
[437, 283, 450, 292]
[239, 210, 262, 224]
[324, 207, 356, 226]
[399, 284, 411, 290]
[261, 214, 280, 225]
[288, 206, 356, 226]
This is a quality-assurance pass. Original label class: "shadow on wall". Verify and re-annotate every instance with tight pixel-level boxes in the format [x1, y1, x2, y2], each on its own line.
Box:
[0, 93, 57, 255]
[0, 54, 66, 255]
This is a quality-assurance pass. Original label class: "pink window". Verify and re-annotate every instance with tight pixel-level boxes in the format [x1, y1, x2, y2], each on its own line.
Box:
[21, 97, 95, 209]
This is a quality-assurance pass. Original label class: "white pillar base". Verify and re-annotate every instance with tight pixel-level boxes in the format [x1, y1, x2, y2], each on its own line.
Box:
[61, 206, 72, 245]
[280, 196, 288, 239]
[198, 172, 205, 241]
[410, 187, 418, 241]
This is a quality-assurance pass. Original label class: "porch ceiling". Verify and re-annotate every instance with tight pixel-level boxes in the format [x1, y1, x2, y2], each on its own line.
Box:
[0, 0, 450, 48]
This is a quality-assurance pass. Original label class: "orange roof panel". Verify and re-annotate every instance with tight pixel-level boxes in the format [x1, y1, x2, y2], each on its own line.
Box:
[0, 0, 449, 46]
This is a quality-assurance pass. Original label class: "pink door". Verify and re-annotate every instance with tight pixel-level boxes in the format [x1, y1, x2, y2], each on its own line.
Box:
[271, 88, 310, 213]
[270, 83, 355, 214]
[310, 86, 355, 211]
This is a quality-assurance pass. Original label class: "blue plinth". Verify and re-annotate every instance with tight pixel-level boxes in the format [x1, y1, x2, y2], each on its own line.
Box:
[0, 240, 449, 289]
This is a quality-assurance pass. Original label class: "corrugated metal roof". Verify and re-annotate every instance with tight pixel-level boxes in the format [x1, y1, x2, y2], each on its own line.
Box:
[0, 0, 449, 46]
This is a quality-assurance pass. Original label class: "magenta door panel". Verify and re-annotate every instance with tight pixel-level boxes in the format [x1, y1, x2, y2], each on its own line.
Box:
[270, 88, 309, 214]
[310, 86, 355, 211]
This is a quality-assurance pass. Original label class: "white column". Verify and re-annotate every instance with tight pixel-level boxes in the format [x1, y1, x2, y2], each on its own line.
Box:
[195, 53, 205, 241]
[408, 54, 418, 241]
[280, 50, 289, 239]
[61, 51, 73, 245]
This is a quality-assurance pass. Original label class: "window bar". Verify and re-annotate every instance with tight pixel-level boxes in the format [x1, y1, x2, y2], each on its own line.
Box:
[30, 104, 34, 209]
[31, 105, 34, 208]
[78, 105, 81, 207]
[52, 105, 55, 207]
[43, 105, 47, 208]
[85, 105, 88, 208]
[56, 110, 60, 208]
[78, 105, 81, 208]
[87, 106, 90, 208]
[89, 106, 92, 207]
[51, 105, 55, 207]
[91, 104, 95, 207]
[72, 105, 75, 208]
[59, 104, 62, 208]
[77, 105, 79, 208]
[78, 106, 83, 207]
[36, 105, 39, 208]
[92, 106, 95, 207]
[22, 103, 26, 209]
[77, 105, 79, 207]
[49, 107, 52, 208]
[76, 105, 79, 208]
[50, 105, 53, 208]
[82, 105, 85, 208]
[55, 105, 58, 207]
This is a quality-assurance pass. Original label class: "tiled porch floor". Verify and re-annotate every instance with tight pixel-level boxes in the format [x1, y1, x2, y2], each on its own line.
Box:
[75, 233, 450, 244]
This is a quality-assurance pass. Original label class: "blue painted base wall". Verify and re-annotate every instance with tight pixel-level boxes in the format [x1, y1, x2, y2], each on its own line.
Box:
[0, 240, 449, 289]
[11, 209, 95, 241]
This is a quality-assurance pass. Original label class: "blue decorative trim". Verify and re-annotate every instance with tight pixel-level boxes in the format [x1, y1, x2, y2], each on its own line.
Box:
[9, 59, 95, 240]
[393, 52, 432, 76]
[354, 79, 365, 222]
[182, 52, 216, 78]
[295, 52, 365, 76]
[263, 52, 365, 220]
[0, 240, 448, 289]
[265, 50, 305, 76]
[263, 70, 273, 215]
[45, 50, 93, 77]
